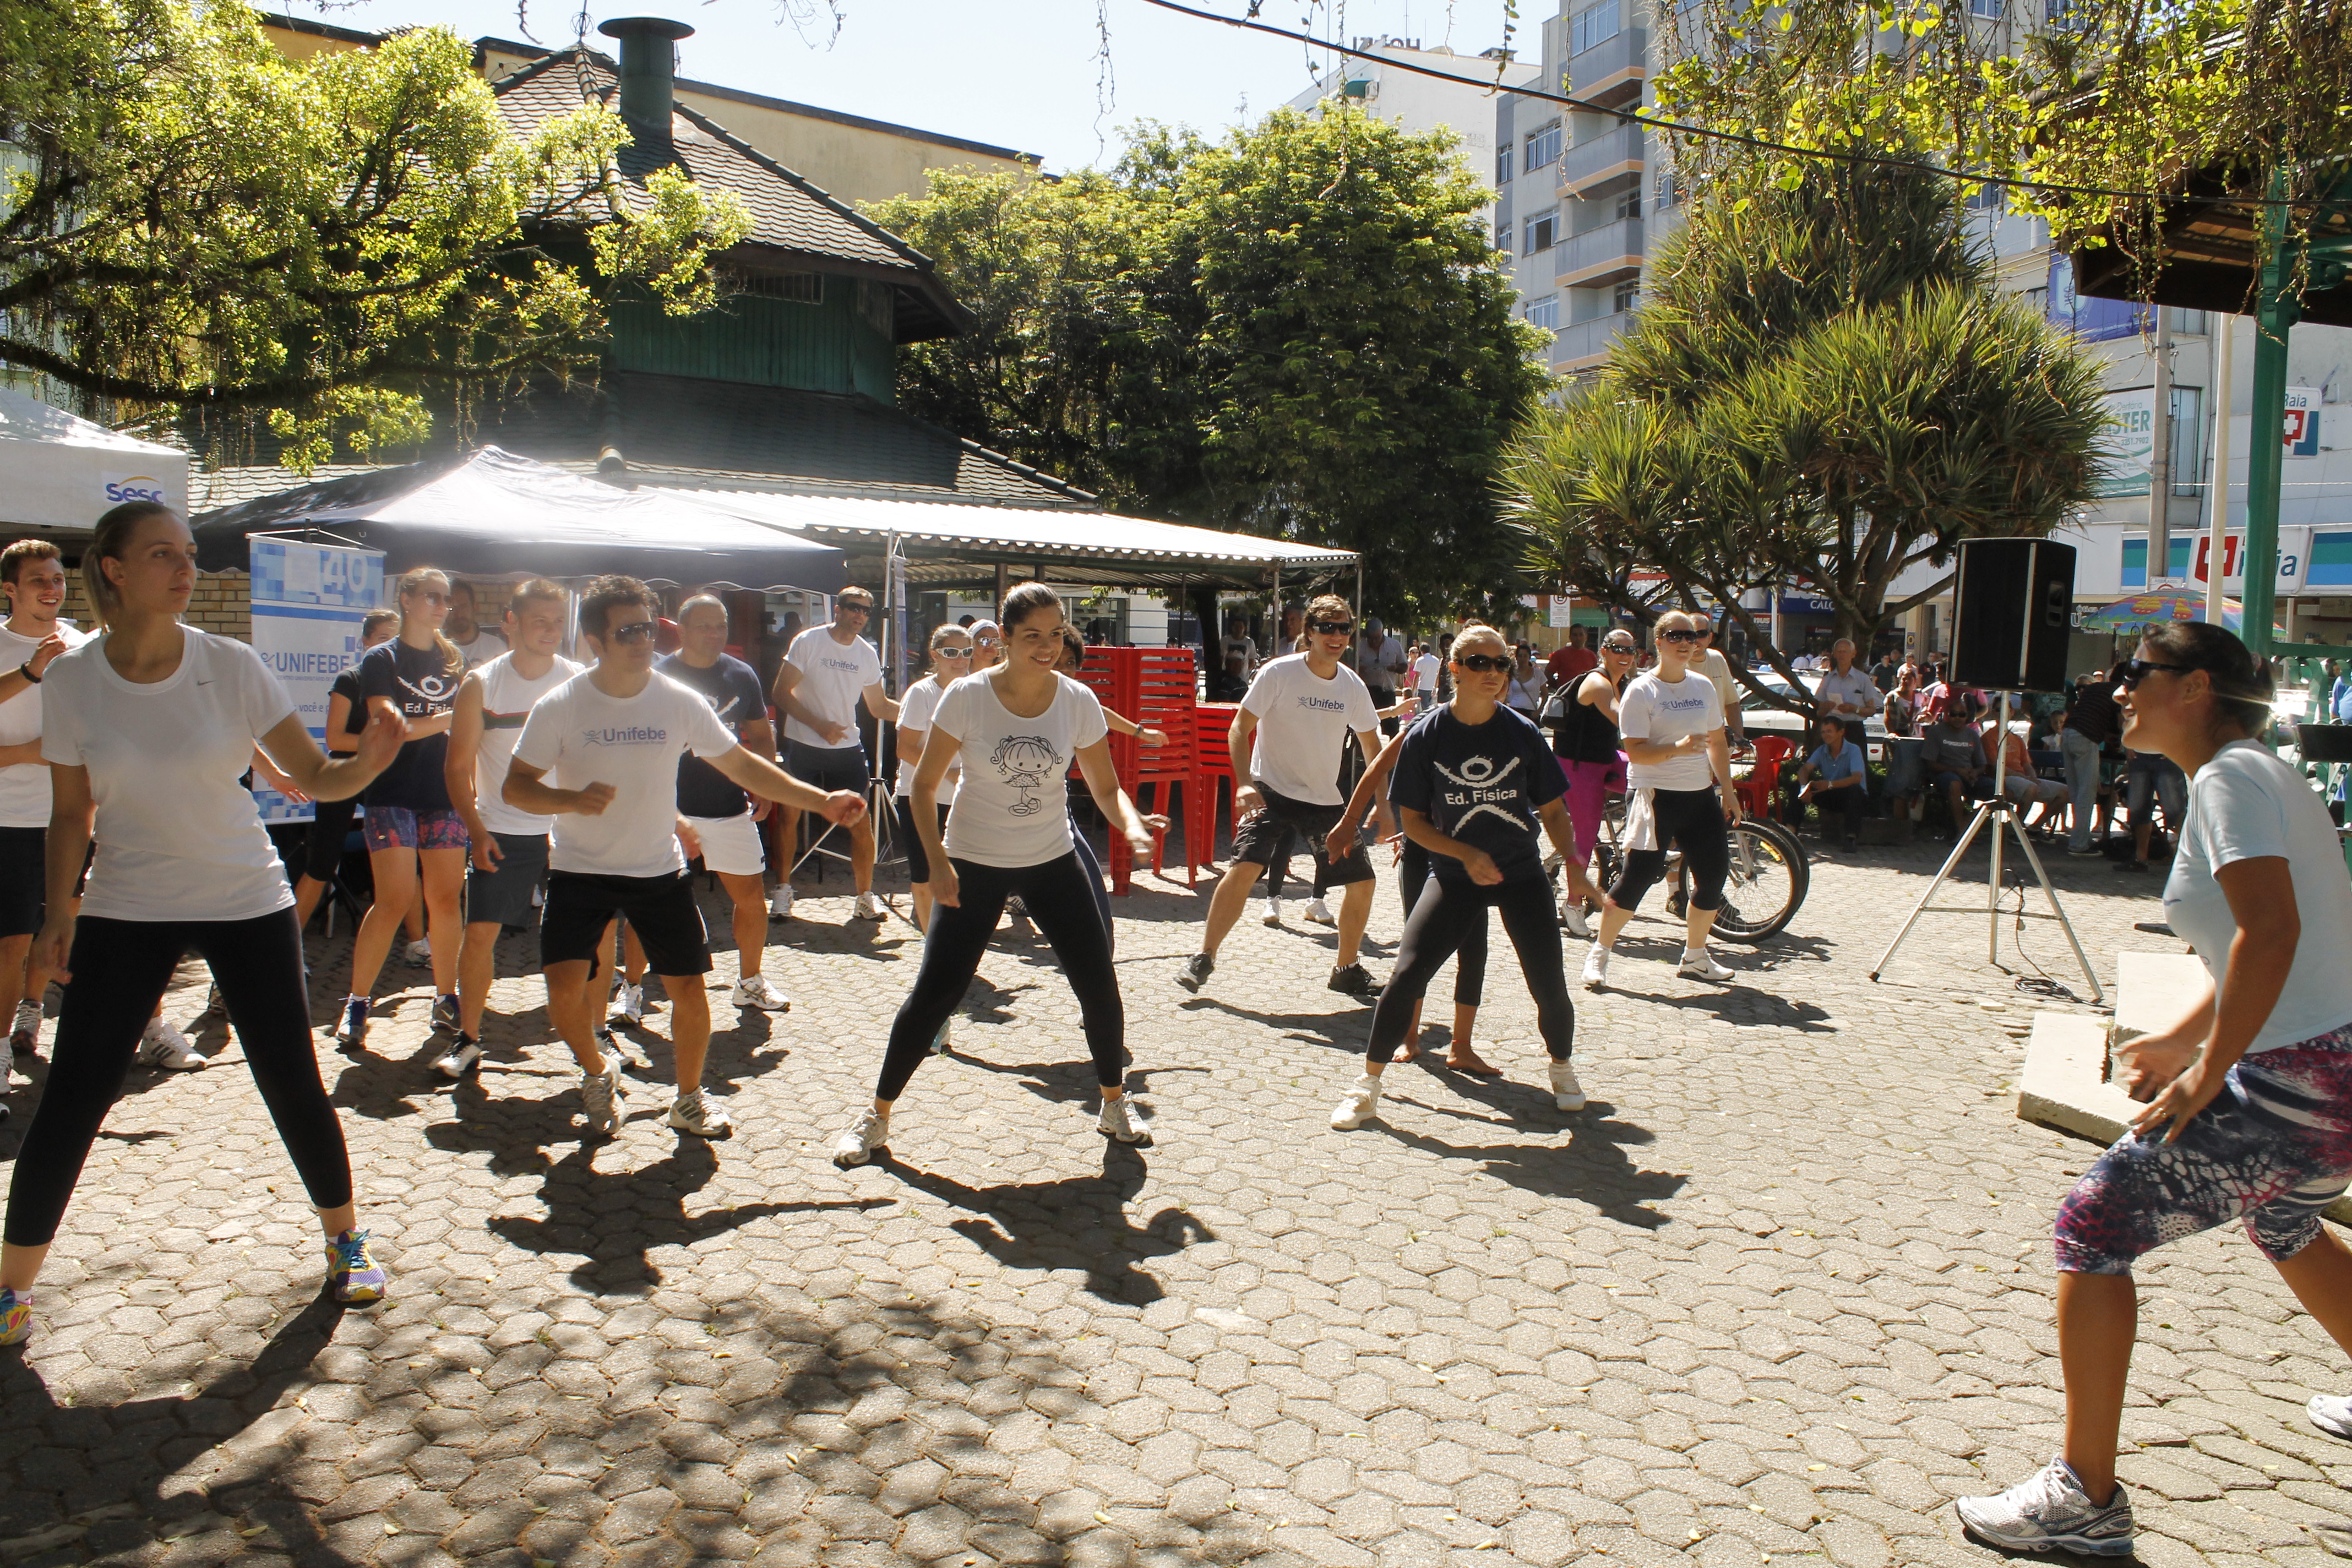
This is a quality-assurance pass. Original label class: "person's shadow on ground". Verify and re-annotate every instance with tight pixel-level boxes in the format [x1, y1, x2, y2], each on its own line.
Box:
[1373, 1097, 1686, 1231]
[0, 1296, 366, 1564]
[880, 1140, 1212, 1305]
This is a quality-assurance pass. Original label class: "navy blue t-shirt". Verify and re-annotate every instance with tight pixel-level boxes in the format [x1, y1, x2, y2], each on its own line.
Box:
[1389, 704, 1567, 884]
[356, 639, 461, 810]
[658, 652, 765, 818]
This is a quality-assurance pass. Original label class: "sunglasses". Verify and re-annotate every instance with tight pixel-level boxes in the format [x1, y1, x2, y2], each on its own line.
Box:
[1454, 653, 1512, 673]
[2116, 657, 2189, 690]
[1310, 619, 1354, 635]
[607, 619, 659, 644]
[1600, 641, 1636, 654]
[934, 647, 973, 658]
[1657, 629, 1701, 644]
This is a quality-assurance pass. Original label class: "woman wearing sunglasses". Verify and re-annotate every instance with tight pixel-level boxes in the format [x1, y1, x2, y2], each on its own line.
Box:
[1581, 609, 1742, 990]
[1329, 624, 1587, 1129]
[1550, 631, 1639, 938]
[894, 624, 973, 938]
[1957, 623, 2352, 1557]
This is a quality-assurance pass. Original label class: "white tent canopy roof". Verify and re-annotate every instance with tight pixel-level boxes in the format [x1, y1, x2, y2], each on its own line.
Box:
[0, 388, 188, 533]
[682, 489, 1359, 591]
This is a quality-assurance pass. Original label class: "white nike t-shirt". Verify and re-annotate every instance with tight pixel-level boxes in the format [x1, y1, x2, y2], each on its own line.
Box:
[510, 669, 741, 879]
[932, 671, 1107, 868]
[42, 628, 298, 922]
[782, 627, 880, 750]
[0, 620, 92, 829]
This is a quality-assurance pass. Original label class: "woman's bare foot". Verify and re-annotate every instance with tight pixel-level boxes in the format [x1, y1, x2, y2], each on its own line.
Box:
[1445, 1043, 1502, 1076]
[1397, 1038, 1422, 1063]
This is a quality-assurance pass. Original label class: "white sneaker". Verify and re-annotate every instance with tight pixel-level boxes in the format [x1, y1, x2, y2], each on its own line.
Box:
[1097, 1097, 1152, 1145]
[434, 1036, 482, 1079]
[1559, 898, 1592, 940]
[608, 982, 645, 1026]
[1548, 1059, 1587, 1111]
[830, 1108, 890, 1168]
[1304, 898, 1336, 926]
[932, 1016, 954, 1055]
[1581, 943, 1610, 991]
[2311, 1391, 2352, 1441]
[135, 1017, 208, 1071]
[667, 1089, 732, 1139]
[852, 891, 885, 921]
[580, 1067, 624, 1137]
[1261, 897, 1282, 926]
[769, 883, 795, 919]
[10, 999, 41, 1054]
[1330, 1074, 1381, 1129]
[402, 937, 432, 966]
[731, 974, 790, 1012]
[1679, 948, 1735, 983]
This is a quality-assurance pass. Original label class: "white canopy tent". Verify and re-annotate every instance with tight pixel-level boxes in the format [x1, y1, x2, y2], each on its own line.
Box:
[0, 388, 188, 534]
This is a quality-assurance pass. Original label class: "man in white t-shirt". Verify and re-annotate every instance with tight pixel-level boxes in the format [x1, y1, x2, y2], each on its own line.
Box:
[770, 586, 898, 922]
[445, 580, 508, 669]
[1180, 593, 1388, 1003]
[0, 541, 85, 1069]
[507, 574, 864, 1141]
[1412, 643, 1442, 707]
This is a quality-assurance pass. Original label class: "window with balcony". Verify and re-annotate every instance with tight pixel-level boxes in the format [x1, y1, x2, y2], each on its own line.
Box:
[1571, 0, 1621, 56]
[1526, 294, 1561, 330]
[1525, 208, 1560, 253]
[1611, 183, 1643, 222]
[1525, 121, 1562, 173]
[1613, 279, 1642, 315]
[1653, 168, 1681, 209]
[1496, 220, 1512, 252]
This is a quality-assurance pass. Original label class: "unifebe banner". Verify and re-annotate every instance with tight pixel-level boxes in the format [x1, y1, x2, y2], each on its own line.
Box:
[248, 538, 385, 824]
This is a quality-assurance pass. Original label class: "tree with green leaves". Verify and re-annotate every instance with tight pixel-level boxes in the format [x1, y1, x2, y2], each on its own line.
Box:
[1508, 159, 2109, 696]
[1, 0, 748, 468]
[869, 108, 1553, 624]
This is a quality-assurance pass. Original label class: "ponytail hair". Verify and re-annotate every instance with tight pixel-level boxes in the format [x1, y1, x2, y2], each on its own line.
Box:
[84, 500, 177, 627]
[396, 567, 464, 681]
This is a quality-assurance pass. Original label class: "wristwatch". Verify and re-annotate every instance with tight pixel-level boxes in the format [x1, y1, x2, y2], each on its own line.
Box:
[17, 660, 38, 685]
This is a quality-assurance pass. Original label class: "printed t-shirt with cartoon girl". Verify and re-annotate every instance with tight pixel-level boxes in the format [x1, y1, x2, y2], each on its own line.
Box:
[1388, 704, 1568, 885]
[931, 671, 1108, 868]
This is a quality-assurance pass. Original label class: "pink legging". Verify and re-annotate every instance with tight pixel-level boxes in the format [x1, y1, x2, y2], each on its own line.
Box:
[1562, 753, 1627, 868]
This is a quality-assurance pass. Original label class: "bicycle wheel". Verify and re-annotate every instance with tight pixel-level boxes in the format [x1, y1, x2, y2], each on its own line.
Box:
[1709, 819, 1808, 941]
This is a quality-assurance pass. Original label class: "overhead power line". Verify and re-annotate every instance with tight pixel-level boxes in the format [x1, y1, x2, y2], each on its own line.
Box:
[1135, 0, 2343, 213]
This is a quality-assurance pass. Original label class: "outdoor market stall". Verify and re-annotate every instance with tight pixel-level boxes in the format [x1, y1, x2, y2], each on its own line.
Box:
[0, 386, 188, 538]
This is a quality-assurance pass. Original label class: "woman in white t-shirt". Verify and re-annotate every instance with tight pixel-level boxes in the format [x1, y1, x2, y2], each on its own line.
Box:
[1959, 621, 2352, 1558]
[0, 503, 409, 1350]
[1580, 609, 1744, 992]
[830, 583, 1158, 1167]
[895, 622, 972, 933]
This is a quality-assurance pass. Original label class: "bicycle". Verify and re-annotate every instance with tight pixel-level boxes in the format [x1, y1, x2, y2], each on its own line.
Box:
[1545, 794, 1809, 942]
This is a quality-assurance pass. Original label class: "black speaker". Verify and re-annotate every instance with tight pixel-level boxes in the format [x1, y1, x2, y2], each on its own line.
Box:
[1948, 538, 2076, 692]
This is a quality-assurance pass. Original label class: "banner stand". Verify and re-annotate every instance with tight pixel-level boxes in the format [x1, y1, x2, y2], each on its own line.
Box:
[247, 536, 387, 824]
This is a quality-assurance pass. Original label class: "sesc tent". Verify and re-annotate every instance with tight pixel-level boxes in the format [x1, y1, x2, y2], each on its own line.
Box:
[0, 388, 188, 535]
[191, 447, 845, 592]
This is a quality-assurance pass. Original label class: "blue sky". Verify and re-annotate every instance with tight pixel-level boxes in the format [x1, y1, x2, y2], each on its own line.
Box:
[284, 0, 1517, 172]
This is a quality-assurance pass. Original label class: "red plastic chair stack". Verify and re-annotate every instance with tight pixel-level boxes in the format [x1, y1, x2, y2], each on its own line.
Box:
[1736, 734, 1795, 821]
[1069, 647, 1202, 891]
[1191, 701, 1246, 873]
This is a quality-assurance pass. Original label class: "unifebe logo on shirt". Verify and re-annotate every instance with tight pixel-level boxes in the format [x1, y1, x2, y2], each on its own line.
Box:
[585, 725, 669, 745]
[1296, 694, 1350, 714]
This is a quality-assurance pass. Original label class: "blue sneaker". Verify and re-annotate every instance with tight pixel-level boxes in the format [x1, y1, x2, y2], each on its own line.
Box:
[0, 1286, 29, 1346]
[330, 997, 368, 1049]
[429, 994, 460, 1035]
[325, 1230, 386, 1304]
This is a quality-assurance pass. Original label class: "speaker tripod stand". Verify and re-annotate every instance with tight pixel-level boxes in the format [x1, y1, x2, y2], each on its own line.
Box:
[1869, 690, 2105, 1003]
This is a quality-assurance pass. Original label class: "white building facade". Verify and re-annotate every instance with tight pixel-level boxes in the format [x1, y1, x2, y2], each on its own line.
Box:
[1287, 37, 1537, 239]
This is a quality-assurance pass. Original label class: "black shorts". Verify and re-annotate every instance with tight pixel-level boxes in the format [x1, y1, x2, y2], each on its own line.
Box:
[301, 793, 360, 883]
[466, 832, 549, 928]
[0, 826, 43, 939]
[540, 869, 710, 977]
[787, 741, 869, 796]
[1230, 785, 1375, 887]
[894, 794, 951, 884]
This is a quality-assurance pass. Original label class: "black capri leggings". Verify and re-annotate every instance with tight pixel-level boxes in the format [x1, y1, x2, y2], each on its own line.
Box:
[875, 850, 1123, 1102]
[301, 792, 358, 883]
[1608, 786, 1730, 914]
[1365, 875, 1571, 1065]
[1399, 839, 1486, 1006]
[6, 909, 353, 1248]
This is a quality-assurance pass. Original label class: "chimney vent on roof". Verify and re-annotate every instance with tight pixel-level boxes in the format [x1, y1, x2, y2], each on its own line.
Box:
[596, 17, 694, 129]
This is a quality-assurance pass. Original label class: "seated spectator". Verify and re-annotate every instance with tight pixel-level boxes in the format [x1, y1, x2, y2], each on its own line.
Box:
[1782, 714, 1869, 848]
[1920, 699, 1994, 832]
[1982, 703, 2070, 829]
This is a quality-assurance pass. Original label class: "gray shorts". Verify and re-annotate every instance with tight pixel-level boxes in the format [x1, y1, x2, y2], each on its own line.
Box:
[465, 832, 549, 928]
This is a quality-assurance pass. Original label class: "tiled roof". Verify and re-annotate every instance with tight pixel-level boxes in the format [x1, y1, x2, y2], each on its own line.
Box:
[187, 374, 1095, 515]
[490, 51, 967, 341]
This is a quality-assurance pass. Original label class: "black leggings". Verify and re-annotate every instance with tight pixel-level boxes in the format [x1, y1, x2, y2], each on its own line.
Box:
[1399, 840, 1486, 1005]
[1365, 875, 1572, 1065]
[6, 910, 352, 1248]
[876, 850, 1123, 1101]
[1609, 786, 1730, 914]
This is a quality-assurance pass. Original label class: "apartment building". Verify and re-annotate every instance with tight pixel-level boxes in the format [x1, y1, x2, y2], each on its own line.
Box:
[1285, 37, 1536, 235]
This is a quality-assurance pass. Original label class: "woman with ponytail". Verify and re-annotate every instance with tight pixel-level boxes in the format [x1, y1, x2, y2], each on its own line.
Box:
[333, 567, 469, 1049]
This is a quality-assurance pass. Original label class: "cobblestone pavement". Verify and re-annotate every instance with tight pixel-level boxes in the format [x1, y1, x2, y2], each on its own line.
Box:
[3, 827, 2349, 1567]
